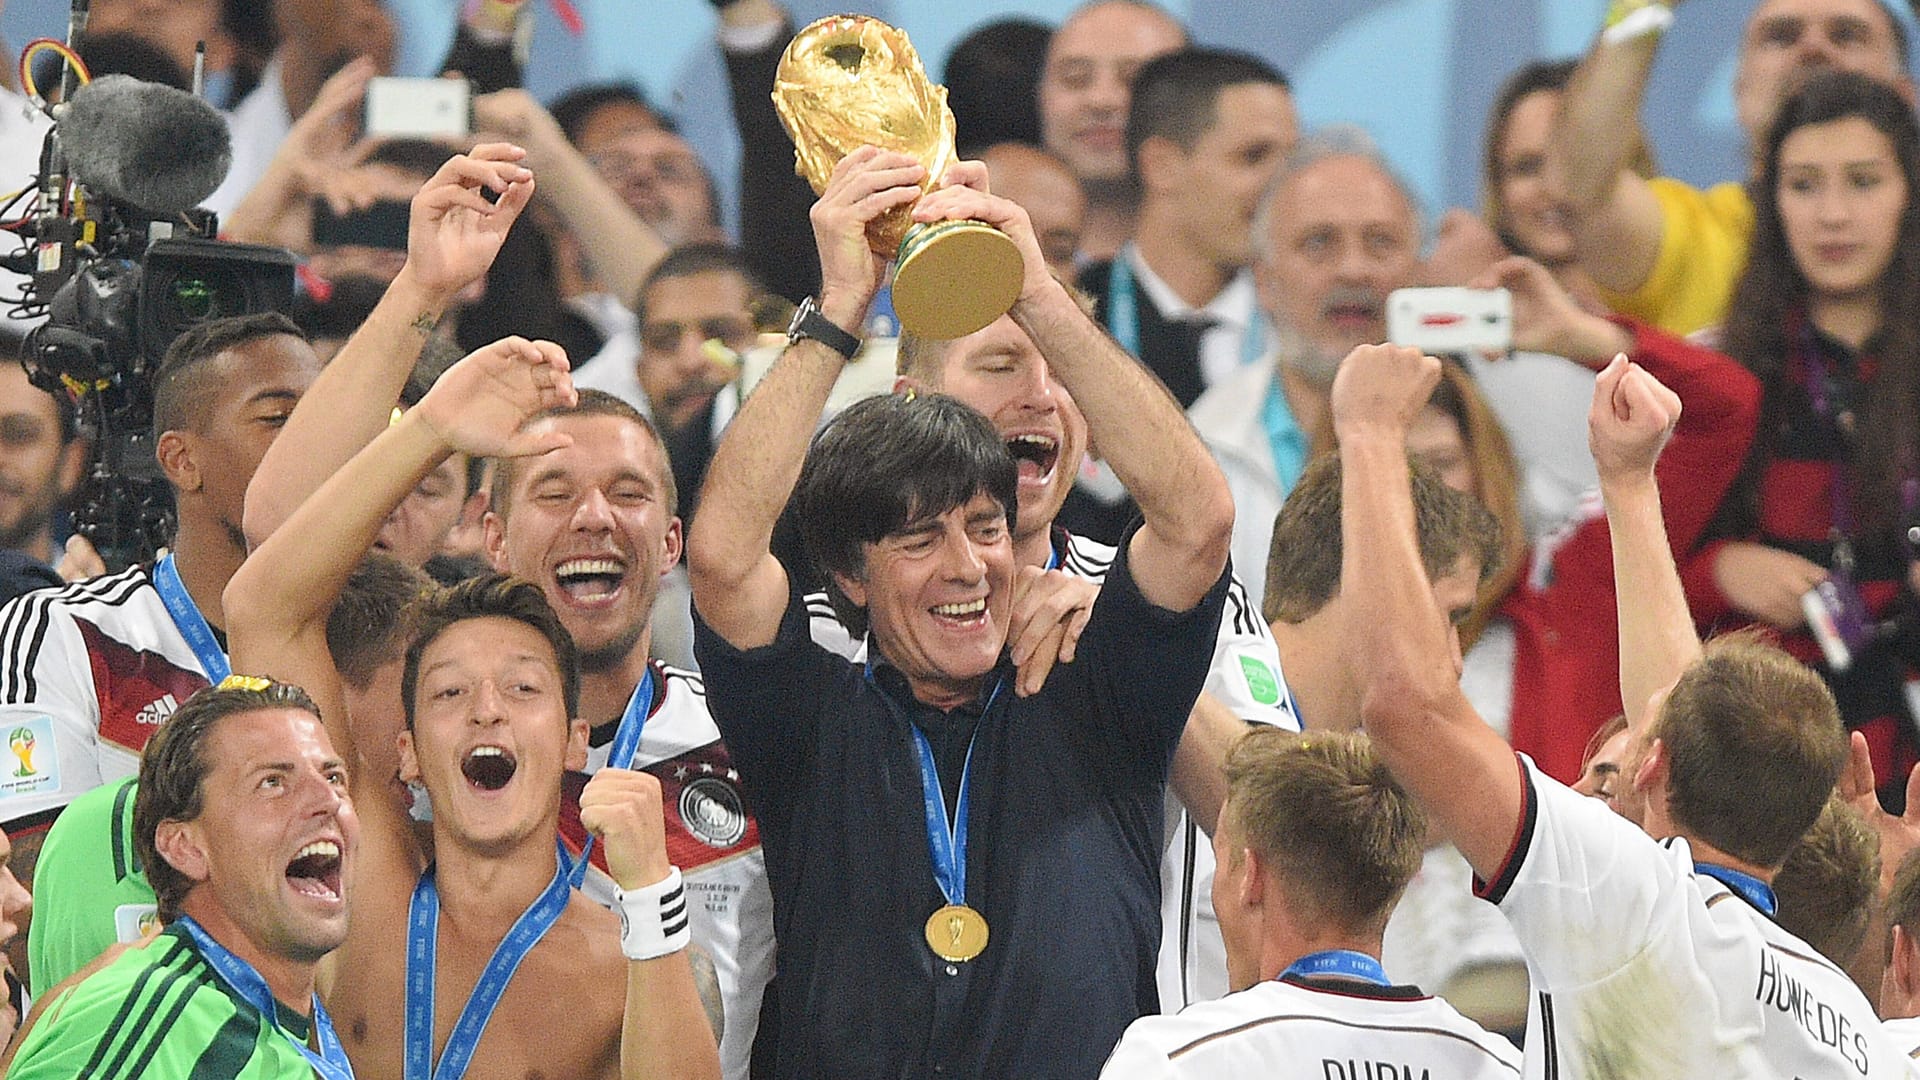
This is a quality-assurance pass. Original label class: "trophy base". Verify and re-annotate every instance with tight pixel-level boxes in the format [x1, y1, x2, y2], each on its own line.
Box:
[891, 220, 1023, 340]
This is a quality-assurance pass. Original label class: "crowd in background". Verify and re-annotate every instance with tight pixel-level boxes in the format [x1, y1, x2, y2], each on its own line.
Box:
[0, 0, 1908, 1076]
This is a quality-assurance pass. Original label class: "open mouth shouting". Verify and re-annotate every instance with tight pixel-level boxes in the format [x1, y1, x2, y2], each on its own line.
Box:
[285, 839, 344, 904]
[553, 557, 627, 605]
[1005, 433, 1060, 485]
[461, 745, 519, 792]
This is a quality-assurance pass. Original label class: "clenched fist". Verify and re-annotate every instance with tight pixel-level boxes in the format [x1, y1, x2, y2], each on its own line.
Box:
[579, 767, 672, 891]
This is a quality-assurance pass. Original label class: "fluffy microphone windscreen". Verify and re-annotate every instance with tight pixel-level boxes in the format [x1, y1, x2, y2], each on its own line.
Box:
[62, 74, 232, 214]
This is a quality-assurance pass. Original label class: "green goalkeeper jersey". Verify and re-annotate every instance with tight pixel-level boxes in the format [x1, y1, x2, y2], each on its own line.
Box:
[26, 777, 157, 999]
[7, 924, 322, 1079]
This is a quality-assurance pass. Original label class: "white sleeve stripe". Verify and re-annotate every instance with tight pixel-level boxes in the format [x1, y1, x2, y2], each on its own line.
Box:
[3, 568, 147, 701]
[0, 591, 50, 700]
[1224, 577, 1261, 638]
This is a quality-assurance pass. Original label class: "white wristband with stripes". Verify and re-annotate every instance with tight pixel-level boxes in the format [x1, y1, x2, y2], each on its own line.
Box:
[614, 866, 691, 961]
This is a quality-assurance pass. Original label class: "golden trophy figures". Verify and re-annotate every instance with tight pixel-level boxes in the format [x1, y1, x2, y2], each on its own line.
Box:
[772, 15, 1024, 340]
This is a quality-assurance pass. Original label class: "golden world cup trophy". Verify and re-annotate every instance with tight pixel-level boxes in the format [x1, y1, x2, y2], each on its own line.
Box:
[773, 14, 1024, 340]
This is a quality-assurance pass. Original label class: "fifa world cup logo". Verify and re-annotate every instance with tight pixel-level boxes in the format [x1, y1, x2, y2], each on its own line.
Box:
[947, 912, 965, 950]
[8, 728, 36, 777]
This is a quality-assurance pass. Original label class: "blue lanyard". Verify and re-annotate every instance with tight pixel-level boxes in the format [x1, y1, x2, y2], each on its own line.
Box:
[1281, 949, 1390, 986]
[1696, 862, 1778, 917]
[868, 662, 1005, 909]
[1106, 253, 1266, 368]
[175, 917, 354, 1080]
[570, 668, 656, 887]
[405, 840, 574, 1080]
[153, 554, 230, 683]
[1260, 371, 1309, 495]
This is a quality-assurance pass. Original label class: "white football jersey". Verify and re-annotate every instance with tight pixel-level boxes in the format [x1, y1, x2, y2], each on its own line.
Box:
[1881, 1015, 1920, 1071]
[559, 664, 775, 1080]
[0, 567, 218, 833]
[1489, 756, 1908, 1078]
[807, 529, 1297, 1011]
[1100, 974, 1523, 1078]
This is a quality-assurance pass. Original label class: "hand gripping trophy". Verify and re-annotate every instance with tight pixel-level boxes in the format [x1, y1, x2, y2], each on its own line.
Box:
[773, 14, 1024, 340]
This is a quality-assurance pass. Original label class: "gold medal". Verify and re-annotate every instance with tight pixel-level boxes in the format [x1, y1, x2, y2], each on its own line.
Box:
[925, 904, 989, 962]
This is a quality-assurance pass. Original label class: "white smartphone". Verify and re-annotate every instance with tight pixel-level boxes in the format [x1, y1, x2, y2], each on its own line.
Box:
[364, 76, 472, 139]
[1387, 287, 1513, 355]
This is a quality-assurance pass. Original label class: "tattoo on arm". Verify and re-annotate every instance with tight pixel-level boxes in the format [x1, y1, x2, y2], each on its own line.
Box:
[689, 944, 725, 1044]
[410, 311, 442, 337]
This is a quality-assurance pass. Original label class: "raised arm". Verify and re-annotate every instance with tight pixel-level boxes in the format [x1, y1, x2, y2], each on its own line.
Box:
[579, 769, 723, 1080]
[1555, 9, 1671, 295]
[473, 89, 669, 305]
[914, 168, 1235, 611]
[688, 147, 921, 648]
[1335, 344, 1523, 880]
[224, 337, 575, 839]
[1590, 355, 1699, 734]
[241, 145, 536, 547]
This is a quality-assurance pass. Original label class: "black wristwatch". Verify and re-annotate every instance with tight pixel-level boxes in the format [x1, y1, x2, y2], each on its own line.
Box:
[787, 296, 861, 360]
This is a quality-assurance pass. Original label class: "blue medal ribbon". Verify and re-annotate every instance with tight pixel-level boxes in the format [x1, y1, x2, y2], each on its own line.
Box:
[1281, 949, 1390, 986]
[1695, 862, 1778, 917]
[175, 916, 354, 1080]
[867, 662, 1005, 913]
[570, 668, 656, 887]
[153, 553, 231, 683]
[404, 840, 575, 1080]
[1106, 253, 1266, 368]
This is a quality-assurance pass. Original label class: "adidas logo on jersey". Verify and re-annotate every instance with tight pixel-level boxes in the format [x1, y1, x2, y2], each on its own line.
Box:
[134, 694, 181, 726]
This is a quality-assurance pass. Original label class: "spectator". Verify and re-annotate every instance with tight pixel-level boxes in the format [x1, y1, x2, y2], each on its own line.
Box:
[945, 17, 1051, 153]
[0, 345, 85, 584]
[4, 678, 358, 1079]
[1080, 49, 1295, 409]
[550, 83, 665, 149]
[578, 244, 766, 524]
[978, 142, 1086, 283]
[1066, 48, 1296, 544]
[1038, 0, 1187, 261]
[1100, 729, 1522, 1078]
[1682, 71, 1920, 806]
[1193, 128, 1420, 616]
[80, 0, 235, 97]
[206, 0, 398, 218]
[1557, 0, 1913, 335]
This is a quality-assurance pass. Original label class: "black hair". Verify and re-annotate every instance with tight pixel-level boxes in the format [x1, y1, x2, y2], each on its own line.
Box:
[549, 83, 669, 145]
[1124, 47, 1289, 181]
[791, 393, 1017, 637]
[365, 139, 455, 180]
[152, 311, 308, 439]
[401, 574, 581, 730]
[635, 243, 768, 320]
[944, 17, 1052, 155]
